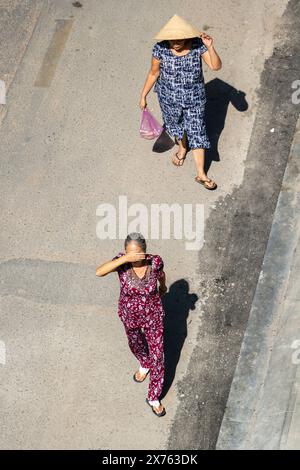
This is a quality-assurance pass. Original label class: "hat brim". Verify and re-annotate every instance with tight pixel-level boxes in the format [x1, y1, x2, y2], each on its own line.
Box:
[154, 33, 198, 40]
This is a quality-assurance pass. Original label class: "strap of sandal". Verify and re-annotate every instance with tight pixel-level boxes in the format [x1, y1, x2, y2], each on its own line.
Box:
[195, 176, 211, 182]
[196, 176, 215, 184]
[175, 152, 186, 161]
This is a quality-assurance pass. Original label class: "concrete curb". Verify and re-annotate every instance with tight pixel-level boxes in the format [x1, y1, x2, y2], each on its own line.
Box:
[216, 115, 300, 449]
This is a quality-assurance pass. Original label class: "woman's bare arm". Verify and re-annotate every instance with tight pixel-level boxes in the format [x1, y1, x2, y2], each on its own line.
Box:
[158, 271, 167, 296]
[199, 32, 222, 71]
[96, 255, 128, 277]
[139, 57, 160, 109]
[96, 252, 146, 277]
[201, 47, 222, 70]
[159, 270, 166, 286]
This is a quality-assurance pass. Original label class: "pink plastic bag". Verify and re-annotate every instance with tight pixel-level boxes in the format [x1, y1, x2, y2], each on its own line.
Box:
[139, 108, 163, 140]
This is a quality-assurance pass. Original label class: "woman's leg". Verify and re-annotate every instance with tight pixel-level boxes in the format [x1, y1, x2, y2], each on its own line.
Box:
[172, 131, 188, 166]
[124, 324, 149, 368]
[192, 147, 205, 177]
[143, 320, 165, 403]
[192, 148, 216, 188]
[184, 105, 217, 188]
[159, 100, 186, 166]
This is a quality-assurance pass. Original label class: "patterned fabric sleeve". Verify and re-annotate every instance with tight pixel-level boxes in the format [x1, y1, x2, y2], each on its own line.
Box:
[153, 255, 164, 279]
[152, 42, 162, 60]
[112, 252, 125, 272]
[195, 36, 208, 55]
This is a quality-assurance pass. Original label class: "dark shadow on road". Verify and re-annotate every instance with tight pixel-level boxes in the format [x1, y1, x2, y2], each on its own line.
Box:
[152, 78, 248, 169]
[152, 125, 175, 153]
[159, 279, 198, 400]
[204, 78, 248, 171]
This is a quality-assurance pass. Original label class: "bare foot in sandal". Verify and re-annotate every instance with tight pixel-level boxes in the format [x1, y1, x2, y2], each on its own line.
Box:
[146, 398, 166, 417]
[153, 403, 165, 414]
[195, 174, 217, 190]
[133, 369, 149, 382]
[172, 149, 187, 166]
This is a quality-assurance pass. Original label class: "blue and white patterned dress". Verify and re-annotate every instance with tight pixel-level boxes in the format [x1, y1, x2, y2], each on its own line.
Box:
[152, 37, 211, 149]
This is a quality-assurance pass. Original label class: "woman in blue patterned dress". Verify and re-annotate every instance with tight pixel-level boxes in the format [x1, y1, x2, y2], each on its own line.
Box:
[140, 15, 222, 190]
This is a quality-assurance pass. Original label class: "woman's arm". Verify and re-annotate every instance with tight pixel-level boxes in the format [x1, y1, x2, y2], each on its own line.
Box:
[96, 255, 128, 277]
[199, 32, 222, 71]
[96, 252, 146, 277]
[158, 270, 167, 296]
[139, 57, 160, 109]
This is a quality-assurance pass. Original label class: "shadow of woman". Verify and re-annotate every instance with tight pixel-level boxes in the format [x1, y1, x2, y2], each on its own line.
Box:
[204, 78, 248, 171]
[159, 279, 198, 400]
[152, 78, 248, 171]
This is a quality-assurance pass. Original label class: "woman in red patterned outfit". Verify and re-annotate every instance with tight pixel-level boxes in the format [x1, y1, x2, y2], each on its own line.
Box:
[96, 233, 168, 417]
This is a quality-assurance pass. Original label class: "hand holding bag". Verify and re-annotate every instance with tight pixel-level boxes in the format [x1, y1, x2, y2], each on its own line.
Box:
[139, 108, 163, 140]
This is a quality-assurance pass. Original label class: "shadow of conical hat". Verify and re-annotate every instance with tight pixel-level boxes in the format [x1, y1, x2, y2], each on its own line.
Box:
[154, 14, 199, 40]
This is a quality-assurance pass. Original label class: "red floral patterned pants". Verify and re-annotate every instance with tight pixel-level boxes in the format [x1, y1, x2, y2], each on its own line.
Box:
[124, 319, 164, 401]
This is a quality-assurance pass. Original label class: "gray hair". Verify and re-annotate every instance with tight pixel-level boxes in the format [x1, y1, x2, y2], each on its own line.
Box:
[124, 232, 147, 252]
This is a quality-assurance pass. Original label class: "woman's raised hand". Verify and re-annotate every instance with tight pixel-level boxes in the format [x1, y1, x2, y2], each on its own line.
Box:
[124, 252, 146, 263]
[199, 32, 213, 48]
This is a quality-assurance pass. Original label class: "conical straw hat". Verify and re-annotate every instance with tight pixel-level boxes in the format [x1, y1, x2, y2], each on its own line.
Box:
[154, 14, 199, 40]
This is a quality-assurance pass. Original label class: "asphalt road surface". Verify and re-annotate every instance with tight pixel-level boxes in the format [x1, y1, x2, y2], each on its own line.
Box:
[1, 0, 299, 449]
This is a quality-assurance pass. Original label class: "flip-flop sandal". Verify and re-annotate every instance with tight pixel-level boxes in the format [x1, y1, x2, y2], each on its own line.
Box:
[145, 398, 166, 417]
[195, 176, 217, 190]
[133, 370, 149, 383]
[172, 152, 186, 167]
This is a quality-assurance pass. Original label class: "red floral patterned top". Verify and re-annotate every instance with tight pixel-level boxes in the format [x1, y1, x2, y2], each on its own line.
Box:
[112, 252, 165, 328]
